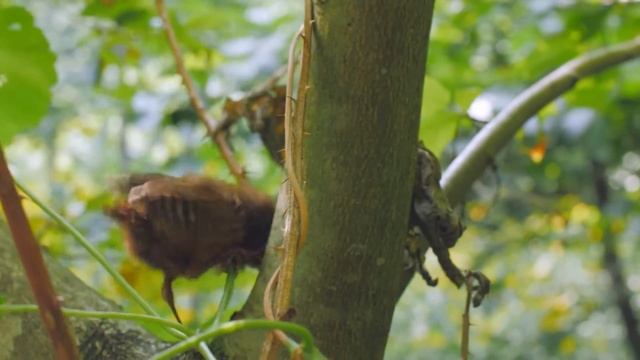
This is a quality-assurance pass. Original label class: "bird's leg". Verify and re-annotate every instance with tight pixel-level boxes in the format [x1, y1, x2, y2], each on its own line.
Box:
[405, 228, 438, 286]
[414, 250, 438, 286]
[162, 275, 182, 323]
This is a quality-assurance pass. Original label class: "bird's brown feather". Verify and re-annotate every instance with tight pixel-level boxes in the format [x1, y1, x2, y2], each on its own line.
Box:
[106, 174, 274, 322]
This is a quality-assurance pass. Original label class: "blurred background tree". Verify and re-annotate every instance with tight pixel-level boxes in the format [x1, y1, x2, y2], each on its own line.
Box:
[1, 0, 639, 359]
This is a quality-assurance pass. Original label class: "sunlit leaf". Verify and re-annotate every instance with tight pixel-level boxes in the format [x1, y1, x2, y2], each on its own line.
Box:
[420, 110, 460, 157]
[559, 336, 577, 355]
[454, 87, 482, 111]
[528, 136, 547, 164]
[421, 75, 450, 118]
[469, 203, 489, 222]
[540, 307, 568, 331]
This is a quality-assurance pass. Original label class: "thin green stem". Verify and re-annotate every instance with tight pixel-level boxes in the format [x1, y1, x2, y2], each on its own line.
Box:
[15, 181, 156, 316]
[0, 304, 191, 334]
[152, 319, 318, 360]
[201, 267, 237, 330]
[14, 181, 216, 360]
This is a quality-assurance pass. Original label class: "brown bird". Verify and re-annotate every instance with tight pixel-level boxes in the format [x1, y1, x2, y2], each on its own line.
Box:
[106, 174, 275, 323]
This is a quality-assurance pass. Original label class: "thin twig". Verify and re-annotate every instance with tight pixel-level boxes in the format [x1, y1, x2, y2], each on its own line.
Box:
[460, 271, 490, 359]
[0, 146, 79, 359]
[461, 275, 473, 360]
[210, 65, 288, 137]
[246, 64, 288, 98]
[155, 0, 246, 185]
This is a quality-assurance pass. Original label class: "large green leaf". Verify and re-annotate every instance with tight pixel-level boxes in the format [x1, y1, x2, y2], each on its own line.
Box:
[0, 6, 57, 143]
[420, 76, 455, 156]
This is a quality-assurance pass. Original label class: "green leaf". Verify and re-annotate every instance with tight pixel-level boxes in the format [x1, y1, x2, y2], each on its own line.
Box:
[420, 76, 455, 156]
[454, 87, 482, 111]
[0, 6, 57, 143]
[421, 75, 450, 118]
[419, 110, 460, 157]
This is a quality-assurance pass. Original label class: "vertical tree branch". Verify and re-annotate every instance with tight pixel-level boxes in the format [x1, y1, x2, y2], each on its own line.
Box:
[460, 276, 473, 360]
[155, 0, 246, 185]
[592, 160, 640, 359]
[0, 145, 79, 359]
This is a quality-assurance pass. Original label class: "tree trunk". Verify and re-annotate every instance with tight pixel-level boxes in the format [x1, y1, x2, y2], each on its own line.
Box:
[292, 2, 431, 358]
[223, 1, 434, 358]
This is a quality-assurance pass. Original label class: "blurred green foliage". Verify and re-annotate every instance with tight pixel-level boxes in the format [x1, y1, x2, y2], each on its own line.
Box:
[1, 0, 639, 359]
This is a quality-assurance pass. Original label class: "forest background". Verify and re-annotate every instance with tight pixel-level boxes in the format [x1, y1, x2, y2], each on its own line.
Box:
[1, 0, 640, 359]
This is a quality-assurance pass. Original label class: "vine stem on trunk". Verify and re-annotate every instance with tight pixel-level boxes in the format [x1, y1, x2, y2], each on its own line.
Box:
[262, 1, 314, 357]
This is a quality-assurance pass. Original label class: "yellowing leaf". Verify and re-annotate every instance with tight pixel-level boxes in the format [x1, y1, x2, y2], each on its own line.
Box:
[425, 331, 447, 348]
[569, 203, 600, 226]
[119, 259, 145, 288]
[588, 227, 603, 242]
[469, 203, 488, 221]
[504, 273, 519, 288]
[117, 258, 161, 297]
[550, 215, 566, 231]
[540, 307, 568, 331]
[528, 137, 547, 163]
[178, 307, 195, 324]
[611, 219, 625, 235]
[559, 336, 577, 354]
